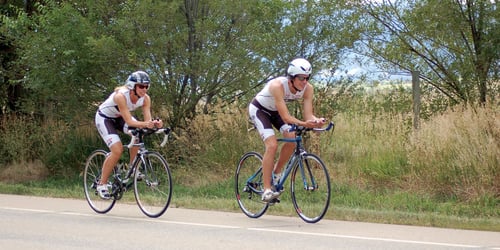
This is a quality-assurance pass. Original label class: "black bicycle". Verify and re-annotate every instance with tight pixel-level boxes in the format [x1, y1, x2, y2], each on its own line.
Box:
[235, 122, 334, 223]
[83, 127, 172, 218]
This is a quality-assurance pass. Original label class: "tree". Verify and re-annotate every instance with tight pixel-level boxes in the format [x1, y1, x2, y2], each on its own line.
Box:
[75, 0, 347, 128]
[343, 0, 499, 106]
[4, 0, 350, 127]
[0, 0, 34, 115]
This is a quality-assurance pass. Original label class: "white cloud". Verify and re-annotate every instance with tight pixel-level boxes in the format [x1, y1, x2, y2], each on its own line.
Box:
[347, 67, 363, 76]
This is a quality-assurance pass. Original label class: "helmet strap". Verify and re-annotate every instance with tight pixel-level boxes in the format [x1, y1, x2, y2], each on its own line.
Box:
[291, 79, 302, 92]
[133, 88, 141, 98]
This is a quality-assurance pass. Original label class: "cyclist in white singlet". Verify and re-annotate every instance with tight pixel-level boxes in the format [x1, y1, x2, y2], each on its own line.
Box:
[95, 71, 163, 199]
[248, 58, 326, 202]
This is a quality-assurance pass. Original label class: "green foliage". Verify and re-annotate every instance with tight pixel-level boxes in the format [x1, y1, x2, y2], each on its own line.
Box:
[3, 0, 352, 128]
[3, 0, 499, 126]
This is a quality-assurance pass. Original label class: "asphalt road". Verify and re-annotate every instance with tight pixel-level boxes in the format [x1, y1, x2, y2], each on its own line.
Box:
[0, 194, 499, 250]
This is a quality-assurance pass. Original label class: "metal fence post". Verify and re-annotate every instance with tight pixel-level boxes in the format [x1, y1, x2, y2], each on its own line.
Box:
[412, 71, 421, 130]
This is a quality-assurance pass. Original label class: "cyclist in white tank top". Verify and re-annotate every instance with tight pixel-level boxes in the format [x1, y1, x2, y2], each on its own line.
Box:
[98, 88, 145, 118]
[254, 76, 306, 111]
[248, 58, 327, 202]
[94, 71, 163, 199]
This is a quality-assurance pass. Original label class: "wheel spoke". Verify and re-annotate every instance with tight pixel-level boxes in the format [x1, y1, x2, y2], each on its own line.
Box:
[83, 150, 116, 214]
[235, 152, 269, 218]
[134, 152, 172, 218]
[291, 154, 331, 223]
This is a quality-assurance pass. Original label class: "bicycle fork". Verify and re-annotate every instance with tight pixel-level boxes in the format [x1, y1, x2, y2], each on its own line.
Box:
[299, 157, 319, 191]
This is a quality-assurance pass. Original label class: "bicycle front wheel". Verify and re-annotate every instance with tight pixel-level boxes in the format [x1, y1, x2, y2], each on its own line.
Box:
[83, 150, 116, 214]
[134, 151, 172, 218]
[290, 153, 331, 223]
[235, 151, 268, 218]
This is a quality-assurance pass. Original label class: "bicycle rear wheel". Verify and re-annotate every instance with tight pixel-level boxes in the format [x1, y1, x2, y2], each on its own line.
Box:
[134, 151, 172, 218]
[83, 150, 116, 214]
[290, 153, 331, 223]
[235, 151, 268, 218]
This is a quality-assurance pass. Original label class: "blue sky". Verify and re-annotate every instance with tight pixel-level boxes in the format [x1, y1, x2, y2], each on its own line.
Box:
[317, 51, 413, 83]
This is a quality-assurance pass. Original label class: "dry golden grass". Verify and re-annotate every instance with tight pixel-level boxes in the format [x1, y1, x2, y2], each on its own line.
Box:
[164, 100, 260, 186]
[406, 106, 499, 201]
[324, 111, 410, 189]
[1, 95, 498, 220]
[0, 160, 49, 183]
[0, 96, 498, 229]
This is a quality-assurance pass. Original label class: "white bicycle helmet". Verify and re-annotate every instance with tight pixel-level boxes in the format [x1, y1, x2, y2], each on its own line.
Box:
[125, 71, 150, 89]
[287, 58, 312, 77]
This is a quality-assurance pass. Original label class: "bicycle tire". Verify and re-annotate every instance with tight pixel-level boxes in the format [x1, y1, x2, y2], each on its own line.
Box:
[290, 153, 331, 223]
[235, 151, 269, 218]
[134, 151, 172, 218]
[83, 149, 116, 214]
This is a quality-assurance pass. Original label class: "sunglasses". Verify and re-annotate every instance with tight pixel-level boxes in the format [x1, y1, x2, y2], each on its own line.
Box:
[296, 76, 310, 81]
[136, 84, 149, 90]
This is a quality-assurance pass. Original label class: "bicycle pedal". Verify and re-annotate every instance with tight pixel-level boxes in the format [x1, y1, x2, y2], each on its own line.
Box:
[268, 198, 280, 205]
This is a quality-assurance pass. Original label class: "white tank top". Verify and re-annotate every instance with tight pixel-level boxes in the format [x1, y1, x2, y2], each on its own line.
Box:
[254, 76, 306, 111]
[98, 88, 145, 118]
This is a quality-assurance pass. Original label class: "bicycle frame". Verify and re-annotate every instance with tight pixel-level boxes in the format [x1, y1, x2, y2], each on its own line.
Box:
[272, 136, 305, 193]
[112, 127, 171, 197]
[236, 121, 334, 223]
[113, 156, 141, 196]
[84, 126, 173, 218]
[245, 122, 334, 195]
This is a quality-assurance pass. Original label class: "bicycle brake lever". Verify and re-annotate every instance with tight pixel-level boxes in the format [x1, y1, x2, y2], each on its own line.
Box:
[325, 121, 335, 131]
[159, 127, 171, 147]
[311, 121, 335, 132]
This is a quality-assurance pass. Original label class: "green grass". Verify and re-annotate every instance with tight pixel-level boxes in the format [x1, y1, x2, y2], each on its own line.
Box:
[1, 175, 498, 232]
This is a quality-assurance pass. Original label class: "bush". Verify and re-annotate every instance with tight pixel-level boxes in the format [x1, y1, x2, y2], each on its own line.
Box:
[41, 122, 104, 177]
[0, 115, 45, 166]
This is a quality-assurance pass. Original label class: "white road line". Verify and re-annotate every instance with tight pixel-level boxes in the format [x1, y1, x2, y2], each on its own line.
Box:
[247, 227, 481, 248]
[0, 206, 489, 249]
[1, 206, 240, 229]
[2, 207, 51, 213]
